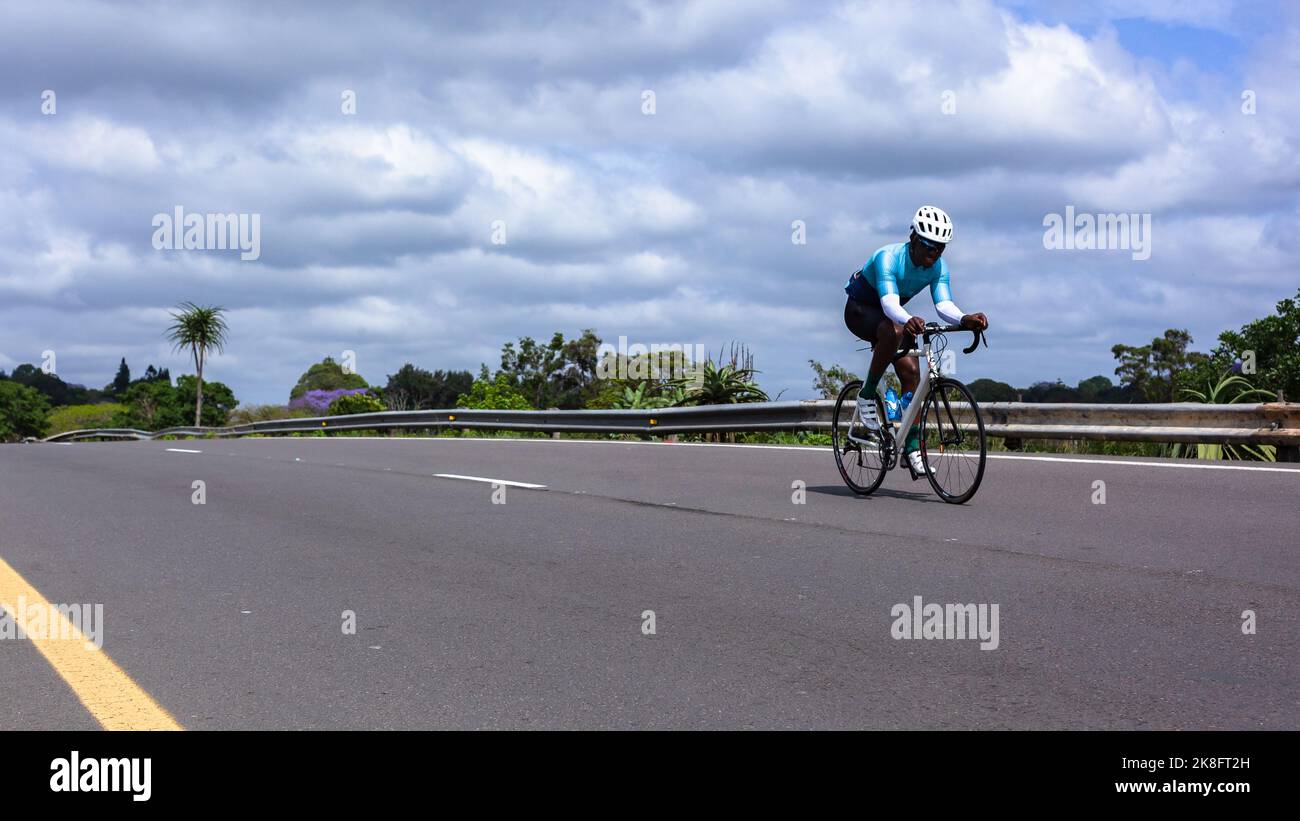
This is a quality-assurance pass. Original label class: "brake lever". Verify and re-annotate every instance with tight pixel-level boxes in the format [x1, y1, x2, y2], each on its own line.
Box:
[962, 329, 987, 355]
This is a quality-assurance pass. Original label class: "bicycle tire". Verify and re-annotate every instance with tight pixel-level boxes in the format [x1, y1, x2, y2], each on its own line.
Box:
[832, 380, 888, 495]
[918, 377, 986, 504]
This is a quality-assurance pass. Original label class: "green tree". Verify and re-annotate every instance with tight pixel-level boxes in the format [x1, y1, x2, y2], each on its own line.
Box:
[1076, 375, 1113, 402]
[138, 364, 171, 385]
[1112, 329, 1206, 402]
[1111, 342, 1153, 400]
[329, 391, 385, 416]
[499, 329, 603, 409]
[1151, 329, 1207, 402]
[165, 302, 229, 426]
[7, 363, 75, 405]
[176, 376, 237, 426]
[1022, 380, 1082, 403]
[114, 380, 185, 430]
[1180, 288, 1300, 402]
[968, 378, 1018, 402]
[455, 373, 533, 410]
[383, 364, 473, 409]
[110, 358, 131, 397]
[0, 381, 51, 441]
[808, 360, 859, 399]
[113, 377, 236, 430]
[289, 356, 369, 401]
[587, 350, 692, 409]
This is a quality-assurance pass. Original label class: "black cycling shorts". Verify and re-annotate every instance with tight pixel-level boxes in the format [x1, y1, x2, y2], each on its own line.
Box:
[844, 293, 916, 352]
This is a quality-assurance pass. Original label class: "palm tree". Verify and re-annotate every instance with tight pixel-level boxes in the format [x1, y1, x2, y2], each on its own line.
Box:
[166, 302, 229, 427]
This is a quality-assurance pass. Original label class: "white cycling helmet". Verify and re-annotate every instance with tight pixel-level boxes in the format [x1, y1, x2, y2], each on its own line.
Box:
[911, 205, 953, 243]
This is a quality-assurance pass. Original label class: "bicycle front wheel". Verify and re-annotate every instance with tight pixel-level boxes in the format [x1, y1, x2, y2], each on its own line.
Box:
[919, 378, 986, 504]
[832, 380, 888, 495]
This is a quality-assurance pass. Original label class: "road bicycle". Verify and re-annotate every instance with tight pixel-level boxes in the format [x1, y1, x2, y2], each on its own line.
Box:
[832, 323, 988, 504]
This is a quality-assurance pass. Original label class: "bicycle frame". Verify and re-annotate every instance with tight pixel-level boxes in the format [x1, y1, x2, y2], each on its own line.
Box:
[878, 341, 937, 437]
[845, 333, 953, 451]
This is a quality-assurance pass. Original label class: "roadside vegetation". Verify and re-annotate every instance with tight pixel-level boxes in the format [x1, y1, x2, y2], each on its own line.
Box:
[4, 290, 1295, 460]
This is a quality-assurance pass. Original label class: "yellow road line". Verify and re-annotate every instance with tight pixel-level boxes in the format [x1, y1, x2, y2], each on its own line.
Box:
[0, 556, 181, 731]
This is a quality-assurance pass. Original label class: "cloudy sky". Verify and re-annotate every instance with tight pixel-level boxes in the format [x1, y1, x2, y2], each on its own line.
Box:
[2, 0, 1296, 404]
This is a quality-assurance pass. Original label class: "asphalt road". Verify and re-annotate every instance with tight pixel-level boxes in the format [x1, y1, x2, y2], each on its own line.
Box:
[1, 436, 1296, 729]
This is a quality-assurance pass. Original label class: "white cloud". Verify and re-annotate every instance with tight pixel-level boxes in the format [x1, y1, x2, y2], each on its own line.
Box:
[13, 117, 160, 174]
[1, 0, 1294, 403]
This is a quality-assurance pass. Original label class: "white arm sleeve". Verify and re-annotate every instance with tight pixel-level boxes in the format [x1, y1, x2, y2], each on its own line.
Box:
[934, 299, 965, 326]
[880, 294, 912, 325]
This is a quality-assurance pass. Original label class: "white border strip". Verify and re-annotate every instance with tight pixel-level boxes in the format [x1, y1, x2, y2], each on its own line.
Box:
[983, 453, 1300, 472]
[165, 448, 203, 454]
[266, 436, 1300, 473]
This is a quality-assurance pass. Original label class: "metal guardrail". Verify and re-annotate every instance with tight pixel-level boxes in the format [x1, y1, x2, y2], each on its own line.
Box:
[36, 401, 1300, 459]
[978, 402, 1300, 448]
[38, 428, 154, 442]
[152, 402, 836, 437]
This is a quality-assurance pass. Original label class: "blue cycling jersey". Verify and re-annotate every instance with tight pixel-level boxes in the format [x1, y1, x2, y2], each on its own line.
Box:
[845, 242, 953, 306]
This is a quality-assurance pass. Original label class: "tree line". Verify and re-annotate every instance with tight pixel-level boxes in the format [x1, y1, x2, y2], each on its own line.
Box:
[4, 289, 1297, 442]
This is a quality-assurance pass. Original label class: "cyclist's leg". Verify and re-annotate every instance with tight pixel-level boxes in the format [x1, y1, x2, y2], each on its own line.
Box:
[896, 346, 923, 455]
[845, 297, 894, 431]
[845, 295, 899, 395]
[855, 301, 922, 459]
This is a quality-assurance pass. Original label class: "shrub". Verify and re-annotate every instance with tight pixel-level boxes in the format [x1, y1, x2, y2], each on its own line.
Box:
[47, 403, 123, 435]
[328, 392, 385, 416]
[454, 374, 533, 410]
[227, 404, 317, 425]
[0, 381, 51, 441]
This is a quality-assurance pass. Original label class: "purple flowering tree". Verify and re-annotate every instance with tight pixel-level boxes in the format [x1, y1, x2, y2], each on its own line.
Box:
[288, 388, 369, 414]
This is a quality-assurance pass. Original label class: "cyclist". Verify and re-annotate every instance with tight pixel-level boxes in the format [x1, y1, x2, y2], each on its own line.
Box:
[843, 205, 988, 478]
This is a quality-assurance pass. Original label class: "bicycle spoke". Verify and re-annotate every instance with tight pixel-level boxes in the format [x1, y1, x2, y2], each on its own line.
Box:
[833, 381, 887, 495]
[921, 380, 986, 503]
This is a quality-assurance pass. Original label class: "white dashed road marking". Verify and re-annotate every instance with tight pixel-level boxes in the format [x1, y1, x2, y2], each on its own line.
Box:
[433, 473, 547, 489]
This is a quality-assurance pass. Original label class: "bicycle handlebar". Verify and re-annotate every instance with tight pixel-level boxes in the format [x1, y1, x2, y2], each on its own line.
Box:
[891, 323, 987, 362]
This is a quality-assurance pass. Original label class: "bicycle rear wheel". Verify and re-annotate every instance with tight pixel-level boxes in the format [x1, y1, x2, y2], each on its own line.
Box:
[918, 378, 986, 504]
[832, 380, 888, 495]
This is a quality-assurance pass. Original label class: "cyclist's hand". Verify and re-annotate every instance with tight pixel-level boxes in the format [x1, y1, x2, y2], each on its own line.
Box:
[904, 316, 926, 336]
[961, 313, 988, 331]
